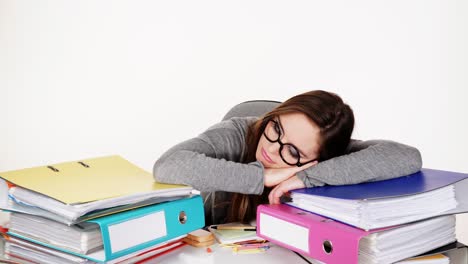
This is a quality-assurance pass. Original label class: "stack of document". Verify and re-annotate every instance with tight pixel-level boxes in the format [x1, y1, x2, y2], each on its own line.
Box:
[0, 155, 205, 263]
[6, 186, 190, 225]
[9, 213, 103, 254]
[290, 185, 456, 230]
[288, 168, 468, 230]
[358, 215, 456, 264]
[257, 204, 465, 264]
[0, 155, 193, 225]
[2, 195, 204, 263]
[257, 169, 468, 264]
[4, 236, 93, 264]
[2, 234, 186, 264]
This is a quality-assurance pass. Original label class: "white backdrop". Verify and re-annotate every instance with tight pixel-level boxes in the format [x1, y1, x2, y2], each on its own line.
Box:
[1, 0, 467, 243]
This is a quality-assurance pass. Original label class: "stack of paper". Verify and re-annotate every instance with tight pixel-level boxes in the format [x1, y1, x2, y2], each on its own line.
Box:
[290, 185, 456, 230]
[0, 155, 193, 225]
[2, 234, 186, 264]
[3, 195, 204, 263]
[4, 236, 93, 264]
[257, 169, 468, 264]
[9, 213, 102, 254]
[288, 168, 468, 230]
[0, 156, 205, 263]
[358, 215, 456, 264]
[257, 204, 465, 264]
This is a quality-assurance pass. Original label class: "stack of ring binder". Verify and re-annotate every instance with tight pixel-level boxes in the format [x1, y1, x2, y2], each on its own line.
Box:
[0, 155, 205, 263]
[257, 168, 468, 264]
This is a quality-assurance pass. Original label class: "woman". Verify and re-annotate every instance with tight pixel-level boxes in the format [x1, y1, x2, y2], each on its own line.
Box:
[153, 90, 422, 225]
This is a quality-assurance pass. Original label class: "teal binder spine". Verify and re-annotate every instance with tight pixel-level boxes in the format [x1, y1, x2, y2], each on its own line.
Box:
[7, 195, 204, 263]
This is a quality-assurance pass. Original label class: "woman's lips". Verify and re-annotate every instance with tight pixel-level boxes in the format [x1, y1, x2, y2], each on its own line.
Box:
[262, 148, 275, 164]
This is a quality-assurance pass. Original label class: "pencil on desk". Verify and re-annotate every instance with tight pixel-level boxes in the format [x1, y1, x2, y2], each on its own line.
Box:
[233, 239, 267, 245]
[237, 244, 270, 250]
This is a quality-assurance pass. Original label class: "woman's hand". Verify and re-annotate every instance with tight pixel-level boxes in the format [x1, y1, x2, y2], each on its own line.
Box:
[263, 161, 316, 188]
[268, 175, 306, 204]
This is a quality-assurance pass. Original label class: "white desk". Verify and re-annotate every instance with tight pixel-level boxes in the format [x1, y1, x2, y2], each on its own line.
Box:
[152, 243, 322, 264]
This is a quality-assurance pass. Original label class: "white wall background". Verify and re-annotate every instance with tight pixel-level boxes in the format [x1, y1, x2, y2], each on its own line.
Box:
[1, 0, 467, 243]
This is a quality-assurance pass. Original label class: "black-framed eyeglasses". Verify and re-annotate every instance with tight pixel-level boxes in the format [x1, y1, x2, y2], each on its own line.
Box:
[263, 119, 317, 167]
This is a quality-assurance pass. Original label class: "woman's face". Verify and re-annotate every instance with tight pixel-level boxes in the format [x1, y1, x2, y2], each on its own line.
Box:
[256, 112, 321, 169]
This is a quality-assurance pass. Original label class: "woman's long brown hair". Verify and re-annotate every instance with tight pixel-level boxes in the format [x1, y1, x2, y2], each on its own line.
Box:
[226, 90, 354, 223]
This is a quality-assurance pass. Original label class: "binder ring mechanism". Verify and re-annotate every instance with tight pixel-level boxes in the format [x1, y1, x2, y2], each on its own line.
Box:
[178, 211, 187, 224]
[322, 240, 333, 254]
[46, 162, 89, 172]
[47, 166, 59, 172]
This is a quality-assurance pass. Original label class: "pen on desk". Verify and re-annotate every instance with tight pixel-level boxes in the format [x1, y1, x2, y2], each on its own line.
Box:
[211, 225, 257, 231]
[237, 243, 270, 249]
[233, 239, 267, 245]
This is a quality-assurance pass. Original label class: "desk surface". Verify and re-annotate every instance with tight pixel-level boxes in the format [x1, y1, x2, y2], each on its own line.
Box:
[151, 243, 321, 264]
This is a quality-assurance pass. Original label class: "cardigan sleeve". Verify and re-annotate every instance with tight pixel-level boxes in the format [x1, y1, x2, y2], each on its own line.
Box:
[296, 139, 422, 187]
[153, 117, 265, 194]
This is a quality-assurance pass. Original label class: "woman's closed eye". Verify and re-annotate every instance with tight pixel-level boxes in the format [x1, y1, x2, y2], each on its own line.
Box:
[273, 121, 281, 135]
[287, 145, 300, 159]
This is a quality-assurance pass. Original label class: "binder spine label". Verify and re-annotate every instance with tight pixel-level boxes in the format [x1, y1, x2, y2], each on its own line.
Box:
[108, 210, 167, 253]
[259, 212, 309, 252]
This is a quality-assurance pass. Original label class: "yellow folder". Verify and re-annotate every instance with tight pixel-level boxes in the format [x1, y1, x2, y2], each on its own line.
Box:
[0, 155, 188, 204]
